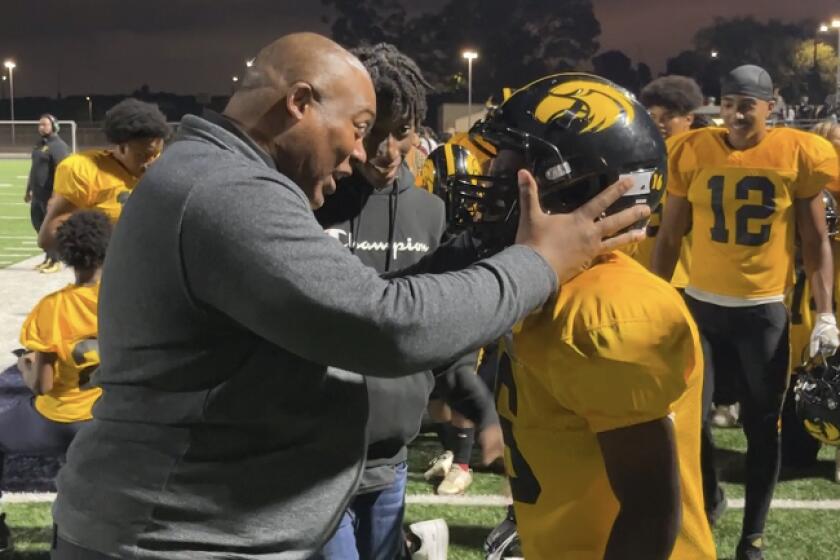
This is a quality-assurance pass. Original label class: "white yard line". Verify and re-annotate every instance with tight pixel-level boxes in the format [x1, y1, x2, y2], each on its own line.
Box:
[2, 492, 56, 503]
[0, 216, 28, 220]
[2, 493, 840, 509]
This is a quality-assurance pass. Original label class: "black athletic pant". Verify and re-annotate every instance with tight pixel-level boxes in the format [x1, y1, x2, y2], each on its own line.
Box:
[30, 197, 58, 262]
[0, 394, 86, 495]
[685, 296, 790, 539]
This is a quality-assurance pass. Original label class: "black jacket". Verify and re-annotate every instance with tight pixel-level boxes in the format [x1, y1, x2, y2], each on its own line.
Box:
[27, 133, 70, 201]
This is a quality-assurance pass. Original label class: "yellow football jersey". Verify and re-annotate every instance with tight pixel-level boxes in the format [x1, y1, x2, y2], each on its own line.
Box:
[634, 190, 692, 289]
[54, 149, 139, 223]
[498, 252, 715, 560]
[20, 282, 102, 423]
[667, 127, 838, 301]
[634, 134, 691, 287]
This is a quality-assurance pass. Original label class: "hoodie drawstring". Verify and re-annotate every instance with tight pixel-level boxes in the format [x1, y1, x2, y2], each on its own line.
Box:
[385, 180, 400, 272]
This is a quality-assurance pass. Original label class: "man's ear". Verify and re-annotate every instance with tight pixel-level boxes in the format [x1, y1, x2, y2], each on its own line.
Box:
[685, 113, 695, 126]
[286, 82, 315, 121]
[767, 100, 776, 113]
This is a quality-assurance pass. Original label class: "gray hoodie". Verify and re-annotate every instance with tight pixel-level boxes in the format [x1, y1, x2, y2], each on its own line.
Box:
[53, 112, 555, 559]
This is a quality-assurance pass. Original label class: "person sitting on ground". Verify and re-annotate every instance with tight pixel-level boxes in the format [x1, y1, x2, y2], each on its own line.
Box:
[0, 210, 111, 553]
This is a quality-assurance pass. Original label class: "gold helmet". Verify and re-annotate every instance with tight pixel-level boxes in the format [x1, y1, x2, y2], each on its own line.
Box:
[418, 143, 483, 196]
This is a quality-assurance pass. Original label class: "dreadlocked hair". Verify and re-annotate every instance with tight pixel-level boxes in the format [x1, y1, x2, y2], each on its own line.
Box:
[351, 43, 432, 125]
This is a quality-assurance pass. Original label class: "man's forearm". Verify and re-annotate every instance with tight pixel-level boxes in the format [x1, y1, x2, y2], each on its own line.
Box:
[604, 506, 680, 560]
[650, 233, 680, 281]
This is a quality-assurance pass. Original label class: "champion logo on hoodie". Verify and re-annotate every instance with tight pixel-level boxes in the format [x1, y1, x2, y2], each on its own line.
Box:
[325, 228, 431, 260]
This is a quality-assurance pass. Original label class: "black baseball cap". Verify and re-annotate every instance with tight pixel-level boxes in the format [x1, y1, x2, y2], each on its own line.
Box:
[720, 65, 774, 101]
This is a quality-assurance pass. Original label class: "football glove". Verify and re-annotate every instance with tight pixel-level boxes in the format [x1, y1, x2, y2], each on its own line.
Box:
[810, 313, 840, 358]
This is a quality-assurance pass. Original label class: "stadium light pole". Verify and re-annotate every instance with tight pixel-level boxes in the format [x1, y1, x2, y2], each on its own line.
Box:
[85, 96, 93, 122]
[832, 19, 840, 108]
[4, 60, 16, 145]
[462, 50, 478, 129]
[816, 25, 829, 69]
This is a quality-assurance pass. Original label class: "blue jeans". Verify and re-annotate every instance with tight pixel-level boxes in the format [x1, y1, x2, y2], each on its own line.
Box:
[319, 462, 408, 560]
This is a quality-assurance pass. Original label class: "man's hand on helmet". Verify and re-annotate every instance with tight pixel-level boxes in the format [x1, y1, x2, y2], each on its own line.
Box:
[515, 170, 649, 285]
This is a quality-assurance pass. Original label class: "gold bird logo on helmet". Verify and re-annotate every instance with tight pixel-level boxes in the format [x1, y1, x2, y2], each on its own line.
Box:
[534, 80, 635, 134]
[803, 419, 840, 445]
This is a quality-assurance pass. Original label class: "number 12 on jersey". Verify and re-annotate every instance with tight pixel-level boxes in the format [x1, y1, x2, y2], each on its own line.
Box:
[708, 175, 776, 247]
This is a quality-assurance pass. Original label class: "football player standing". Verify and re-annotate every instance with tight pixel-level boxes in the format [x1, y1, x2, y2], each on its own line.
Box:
[446, 73, 716, 560]
[38, 98, 169, 251]
[652, 65, 840, 560]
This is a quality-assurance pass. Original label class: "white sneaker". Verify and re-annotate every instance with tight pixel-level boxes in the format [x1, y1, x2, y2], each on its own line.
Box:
[424, 451, 454, 481]
[436, 466, 473, 496]
[410, 519, 448, 560]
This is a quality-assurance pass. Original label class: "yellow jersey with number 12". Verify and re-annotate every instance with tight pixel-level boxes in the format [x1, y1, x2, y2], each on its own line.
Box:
[54, 150, 139, 223]
[20, 283, 102, 423]
[667, 127, 838, 301]
[498, 252, 715, 560]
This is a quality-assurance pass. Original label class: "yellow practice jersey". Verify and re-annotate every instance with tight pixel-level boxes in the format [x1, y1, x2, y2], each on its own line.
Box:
[667, 127, 838, 301]
[20, 283, 102, 423]
[54, 149, 139, 223]
[498, 252, 715, 560]
[634, 190, 692, 288]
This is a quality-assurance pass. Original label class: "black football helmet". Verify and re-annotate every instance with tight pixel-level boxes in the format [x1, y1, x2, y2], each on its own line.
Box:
[441, 73, 667, 240]
[793, 355, 840, 446]
[823, 190, 839, 239]
[484, 506, 523, 560]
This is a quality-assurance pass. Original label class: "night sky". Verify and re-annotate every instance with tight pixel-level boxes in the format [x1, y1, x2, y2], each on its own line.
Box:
[0, 0, 837, 98]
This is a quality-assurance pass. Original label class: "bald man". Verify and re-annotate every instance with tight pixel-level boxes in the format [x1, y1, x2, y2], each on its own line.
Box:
[51, 33, 648, 559]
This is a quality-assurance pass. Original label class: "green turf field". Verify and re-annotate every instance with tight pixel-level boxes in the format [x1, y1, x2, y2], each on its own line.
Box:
[2, 429, 838, 559]
[0, 159, 40, 268]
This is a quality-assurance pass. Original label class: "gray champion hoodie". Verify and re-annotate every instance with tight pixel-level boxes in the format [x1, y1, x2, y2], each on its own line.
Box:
[53, 112, 555, 559]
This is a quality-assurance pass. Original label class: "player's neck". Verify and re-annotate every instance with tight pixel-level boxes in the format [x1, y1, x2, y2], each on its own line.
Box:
[726, 127, 768, 151]
[74, 267, 101, 286]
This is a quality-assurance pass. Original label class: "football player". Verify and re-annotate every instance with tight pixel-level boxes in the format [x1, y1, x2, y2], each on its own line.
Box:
[443, 73, 716, 560]
[38, 98, 170, 251]
[0, 210, 111, 553]
[634, 75, 704, 281]
[783, 191, 838, 470]
[652, 65, 840, 560]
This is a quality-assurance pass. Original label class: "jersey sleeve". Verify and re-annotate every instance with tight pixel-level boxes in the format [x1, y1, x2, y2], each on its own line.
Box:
[664, 132, 693, 197]
[549, 312, 695, 433]
[54, 156, 94, 208]
[796, 134, 840, 199]
[19, 296, 60, 354]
